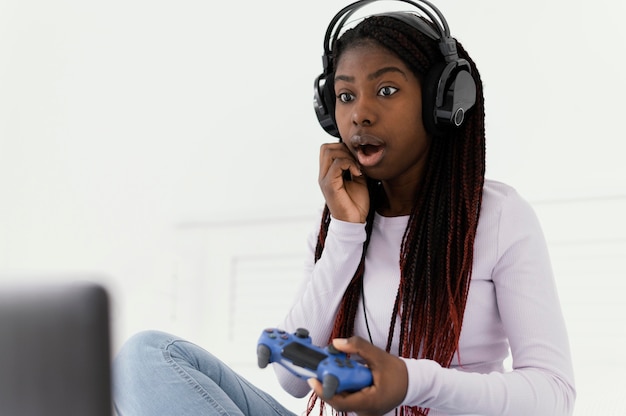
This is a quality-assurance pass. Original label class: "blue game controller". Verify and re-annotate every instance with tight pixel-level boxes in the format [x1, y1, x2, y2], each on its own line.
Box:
[257, 327, 373, 399]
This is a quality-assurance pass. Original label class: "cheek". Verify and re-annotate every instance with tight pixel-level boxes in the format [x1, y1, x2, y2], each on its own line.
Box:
[405, 97, 428, 137]
[397, 107, 431, 159]
[334, 107, 352, 139]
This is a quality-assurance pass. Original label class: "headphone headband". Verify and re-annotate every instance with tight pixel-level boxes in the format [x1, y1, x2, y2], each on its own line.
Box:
[322, 0, 457, 74]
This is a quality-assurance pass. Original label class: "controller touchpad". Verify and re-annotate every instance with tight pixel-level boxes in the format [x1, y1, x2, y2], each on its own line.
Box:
[282, 342, 328, 370]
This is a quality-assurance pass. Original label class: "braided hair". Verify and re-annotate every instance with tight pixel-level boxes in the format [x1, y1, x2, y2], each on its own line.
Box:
[309, 14, 486, 416]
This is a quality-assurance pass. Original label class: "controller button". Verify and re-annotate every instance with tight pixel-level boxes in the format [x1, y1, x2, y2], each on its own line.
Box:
[280, 334, 289, 340]
[327, 344, 340, 354]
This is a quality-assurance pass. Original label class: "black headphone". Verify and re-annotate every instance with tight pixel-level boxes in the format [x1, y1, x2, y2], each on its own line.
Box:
[313, 0, 477, 138]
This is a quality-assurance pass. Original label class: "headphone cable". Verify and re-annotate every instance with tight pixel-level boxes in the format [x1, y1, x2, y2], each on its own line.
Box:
[361, 277, 374, 344]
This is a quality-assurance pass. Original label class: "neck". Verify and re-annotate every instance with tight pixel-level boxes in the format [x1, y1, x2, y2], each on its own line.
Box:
[376, 179, 420, 217]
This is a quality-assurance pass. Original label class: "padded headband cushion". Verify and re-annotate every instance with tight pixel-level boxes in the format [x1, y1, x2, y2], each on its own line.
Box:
[383, 12, 439, 41]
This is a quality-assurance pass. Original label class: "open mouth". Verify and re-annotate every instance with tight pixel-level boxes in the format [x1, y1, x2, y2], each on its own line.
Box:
[350, 134, 386, 167]
[359, 144, 382, 156]
[355, 143, 385, 167]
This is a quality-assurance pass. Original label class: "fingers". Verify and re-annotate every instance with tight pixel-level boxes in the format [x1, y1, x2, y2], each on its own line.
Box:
[308, 336, 409, 416]
[309, 378, 378, 415]
[318, 143, 369, 223]
[308, 379, 379, 415]
[331, 337, 379, 366]
[307, 377, 322, 394]
[318, 143, 361, 184]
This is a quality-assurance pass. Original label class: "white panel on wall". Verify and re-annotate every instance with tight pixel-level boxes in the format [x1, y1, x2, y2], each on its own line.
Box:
[227, 254, 304, 348]
[533, 194, 626, 415]
[169, 213, 319, 413]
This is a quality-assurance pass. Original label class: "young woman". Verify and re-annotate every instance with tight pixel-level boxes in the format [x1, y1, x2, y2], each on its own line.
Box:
[113, 1, 576, 415]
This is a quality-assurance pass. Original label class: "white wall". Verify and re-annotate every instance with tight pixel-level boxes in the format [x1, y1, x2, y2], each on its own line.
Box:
[1, 0, 625, 414]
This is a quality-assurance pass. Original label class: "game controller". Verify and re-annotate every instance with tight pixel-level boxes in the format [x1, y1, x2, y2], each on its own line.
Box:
[257, 327, 373, 399]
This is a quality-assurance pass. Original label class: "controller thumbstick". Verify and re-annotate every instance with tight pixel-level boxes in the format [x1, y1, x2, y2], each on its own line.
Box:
[295, 328, 309, 338]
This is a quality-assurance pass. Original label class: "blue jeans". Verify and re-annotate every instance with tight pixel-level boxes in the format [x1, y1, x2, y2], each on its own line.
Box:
[113, 330, 298, 416]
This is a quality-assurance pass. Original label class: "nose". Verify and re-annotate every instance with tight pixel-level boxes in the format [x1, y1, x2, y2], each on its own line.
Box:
[351, 96, 376, 127]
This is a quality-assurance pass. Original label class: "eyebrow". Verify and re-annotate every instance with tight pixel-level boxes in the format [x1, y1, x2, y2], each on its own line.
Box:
[334, 66, 408, 83]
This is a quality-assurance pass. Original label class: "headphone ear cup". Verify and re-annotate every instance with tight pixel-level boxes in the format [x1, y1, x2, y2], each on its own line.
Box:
[314, 74, 340, 138]
[322, 75, 337, 130]
[446, 68, 476, 126]
[422, 60, 477, 136]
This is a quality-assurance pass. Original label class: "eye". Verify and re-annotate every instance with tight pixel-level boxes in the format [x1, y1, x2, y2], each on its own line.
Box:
[337, 92, 355, 103]
[378, 86, 398, 97]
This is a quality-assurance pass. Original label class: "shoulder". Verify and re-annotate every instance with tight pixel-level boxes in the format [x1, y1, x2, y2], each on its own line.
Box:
[476, 179, 546, 260]
[482, 179, 526, 207]
[480, 179, 537, 224]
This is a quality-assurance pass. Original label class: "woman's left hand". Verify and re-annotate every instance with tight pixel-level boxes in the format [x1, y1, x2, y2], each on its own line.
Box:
[308, 336, 409, 416]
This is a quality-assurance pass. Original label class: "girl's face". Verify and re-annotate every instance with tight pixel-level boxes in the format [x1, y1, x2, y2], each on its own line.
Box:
[334, 42, 431, 184]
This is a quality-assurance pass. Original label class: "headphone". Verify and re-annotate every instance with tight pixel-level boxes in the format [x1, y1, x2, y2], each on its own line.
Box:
[313, 0, 477, 138]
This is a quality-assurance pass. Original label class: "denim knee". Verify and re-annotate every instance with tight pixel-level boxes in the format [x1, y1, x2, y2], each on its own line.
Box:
[114, 330, 176, 382]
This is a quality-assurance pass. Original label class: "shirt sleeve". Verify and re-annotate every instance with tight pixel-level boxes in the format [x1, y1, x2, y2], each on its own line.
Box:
[275, 215, 367, 398]
[400, 190, 576, 415]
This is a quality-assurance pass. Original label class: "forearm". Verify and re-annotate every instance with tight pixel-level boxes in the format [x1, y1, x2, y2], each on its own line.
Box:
[401, 359, 575, 415]
[277, 217, 366, 396]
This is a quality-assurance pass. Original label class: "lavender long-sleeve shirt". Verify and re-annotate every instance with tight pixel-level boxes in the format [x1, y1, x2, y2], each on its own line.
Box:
[278, 179, 576, 416]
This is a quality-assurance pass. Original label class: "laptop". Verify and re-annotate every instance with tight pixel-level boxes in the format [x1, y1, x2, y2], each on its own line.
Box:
[0, 280, 112, 416]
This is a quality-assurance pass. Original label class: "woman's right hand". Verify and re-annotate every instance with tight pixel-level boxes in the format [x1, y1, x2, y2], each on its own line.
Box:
[318, 142, 369, 223]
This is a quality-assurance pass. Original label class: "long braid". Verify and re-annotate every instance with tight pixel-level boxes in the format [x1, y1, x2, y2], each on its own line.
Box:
[308, 15, 486, 416]
[314, 206, 331, 262]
